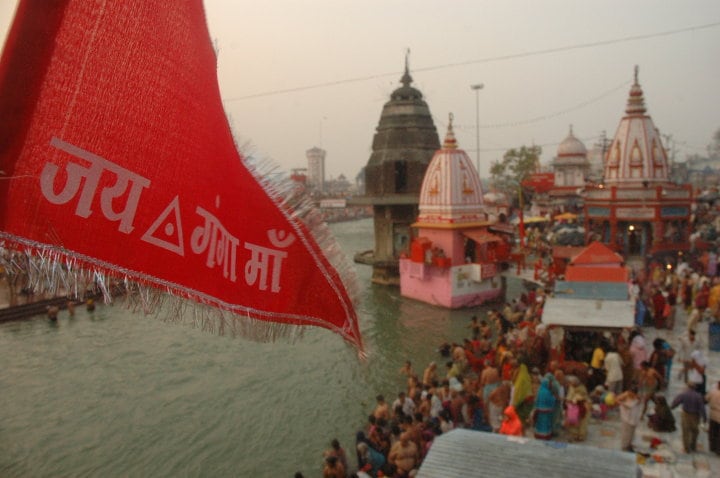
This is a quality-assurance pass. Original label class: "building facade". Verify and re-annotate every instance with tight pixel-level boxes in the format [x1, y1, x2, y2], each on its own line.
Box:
[400, 117, 509, 308]
[306, 146, 326, 193]
[583, 67, 692, 257]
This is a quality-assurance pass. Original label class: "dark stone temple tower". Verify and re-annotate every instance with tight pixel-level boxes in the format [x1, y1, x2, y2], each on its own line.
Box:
[353, 56, 440, 285]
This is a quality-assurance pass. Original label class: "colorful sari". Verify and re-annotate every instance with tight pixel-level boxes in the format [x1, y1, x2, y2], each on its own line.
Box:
[533, 377, 556, 439]
[499, 405, 524, 436]
[545, 372, 564, 435]
[513, 363, 533, 423]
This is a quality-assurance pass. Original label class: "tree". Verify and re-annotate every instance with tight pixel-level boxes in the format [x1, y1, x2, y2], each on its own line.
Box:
[490, 145, 541, 205]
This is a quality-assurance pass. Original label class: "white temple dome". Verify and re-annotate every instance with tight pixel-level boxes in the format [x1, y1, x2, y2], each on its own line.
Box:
[604, 66, 669, 186]
[417, 114, 486, 225]
[557, 126, 587, 159]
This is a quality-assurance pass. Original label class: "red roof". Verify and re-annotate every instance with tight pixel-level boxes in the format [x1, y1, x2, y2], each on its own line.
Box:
[462, 230, 503, 244]
[564, 242, 628, 282]
[565, 267, 628, 282]
[570, 242, 624, 265]
[552, 246, 586, 259]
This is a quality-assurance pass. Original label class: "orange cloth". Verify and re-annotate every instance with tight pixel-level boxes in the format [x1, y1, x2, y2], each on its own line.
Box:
[499, 405, 523, 436]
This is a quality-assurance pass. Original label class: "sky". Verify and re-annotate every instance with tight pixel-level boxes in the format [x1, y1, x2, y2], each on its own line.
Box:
[2, 0, 720, 181]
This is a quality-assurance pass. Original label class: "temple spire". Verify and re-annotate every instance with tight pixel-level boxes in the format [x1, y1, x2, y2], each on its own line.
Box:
[401, 48, 413, 87]
[625, 65, 646, 115]
[443, 113, 458, 149]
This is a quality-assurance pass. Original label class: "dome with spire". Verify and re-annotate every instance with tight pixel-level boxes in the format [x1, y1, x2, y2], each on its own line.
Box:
[390, 63, 424, 102]
[553, 125, 589, 188]
[556, 126, 587, 160]
[417, 114, 485, 225]
[604, 66, 669, 185]
[364, 51, 440, 197]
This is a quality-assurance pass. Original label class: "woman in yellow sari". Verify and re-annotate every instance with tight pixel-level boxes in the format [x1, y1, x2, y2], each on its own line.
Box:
[512, 363, 533, 424]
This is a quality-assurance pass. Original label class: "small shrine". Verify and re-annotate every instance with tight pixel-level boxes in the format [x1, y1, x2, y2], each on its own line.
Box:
[548, 126, 590, 211]
[399, 115, 512, 308]
[542, 241, 634, 362]
[583, 66, 692, 257]
[526, 127, 589, 218]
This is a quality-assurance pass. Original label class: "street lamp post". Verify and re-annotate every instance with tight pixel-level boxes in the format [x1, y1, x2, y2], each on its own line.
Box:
[470, 83, 484, 175]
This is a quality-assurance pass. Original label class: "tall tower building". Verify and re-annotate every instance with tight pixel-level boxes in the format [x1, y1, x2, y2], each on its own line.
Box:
[351, 55, 440, 285]
[306, 146, 326, 193]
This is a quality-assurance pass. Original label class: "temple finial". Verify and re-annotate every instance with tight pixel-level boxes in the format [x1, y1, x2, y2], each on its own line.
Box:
[443, 113, 458, 149]
[401, 48, 413, 87]
[626, 65, 646, 115]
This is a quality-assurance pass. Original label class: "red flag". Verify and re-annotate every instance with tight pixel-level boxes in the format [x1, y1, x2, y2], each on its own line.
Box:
[517, 187, 526, 248]
[0, 0, 362, 351]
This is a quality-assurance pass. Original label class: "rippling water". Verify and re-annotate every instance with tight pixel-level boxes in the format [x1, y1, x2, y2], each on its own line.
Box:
[0, 219, 521, 477]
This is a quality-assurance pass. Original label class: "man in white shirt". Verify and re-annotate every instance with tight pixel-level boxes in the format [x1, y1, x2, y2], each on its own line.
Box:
[688, 350, 707, 395]
[678, 330, 705, 382]
[617, 387, 643, 452]
[392, 391, 416, 418]
[604, 348, 624, 395]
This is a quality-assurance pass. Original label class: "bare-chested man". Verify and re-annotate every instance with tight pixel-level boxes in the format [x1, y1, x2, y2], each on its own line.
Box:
[322, 455, 345, 478]
[468, 315, 481, 339]
[452, 343, 468, 371]
[417, 393, 431, 418]
[399, 360, 414, 378]
[437, 380, 452, 405]
[388, 432, 419, 477]
[373, 394, 390, 421]
[422, 362, 438, 387]
[46, 305, 59, 321]
[407, 375, 420, 399]
[638, 360, 663, 417]
[480, 361, 501, 407]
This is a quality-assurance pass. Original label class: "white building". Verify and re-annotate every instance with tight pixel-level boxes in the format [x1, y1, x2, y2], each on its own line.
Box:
[306, 146, 326, 192]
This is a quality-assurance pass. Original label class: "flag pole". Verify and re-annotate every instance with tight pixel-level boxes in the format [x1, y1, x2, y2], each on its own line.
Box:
[518, 186, 526, 247]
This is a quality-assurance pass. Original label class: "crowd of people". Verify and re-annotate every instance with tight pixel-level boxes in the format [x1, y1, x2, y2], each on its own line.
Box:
[305, 252, 720, 478]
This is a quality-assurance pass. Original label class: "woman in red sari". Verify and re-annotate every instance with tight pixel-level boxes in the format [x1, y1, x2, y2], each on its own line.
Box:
[499, 405, 523, 436]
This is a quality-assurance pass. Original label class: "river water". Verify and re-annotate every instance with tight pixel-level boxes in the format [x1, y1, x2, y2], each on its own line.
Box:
[0, 218, 521, 477]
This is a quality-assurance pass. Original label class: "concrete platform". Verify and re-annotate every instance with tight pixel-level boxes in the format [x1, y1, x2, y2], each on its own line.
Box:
[558, 306, 720, 478]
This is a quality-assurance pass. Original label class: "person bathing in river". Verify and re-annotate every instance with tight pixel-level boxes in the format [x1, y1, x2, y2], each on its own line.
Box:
[46, 305, 59, 321]
[373, 395, 390, 421]
[399, 360, 414, 378]
[468, 315, 481, 340]
[323, 439, 348, 477]
[422, 362, 437, 388]
[322, 455, 345, 478]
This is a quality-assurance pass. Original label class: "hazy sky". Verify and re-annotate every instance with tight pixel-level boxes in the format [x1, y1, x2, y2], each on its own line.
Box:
[2, 0, 720, 180]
